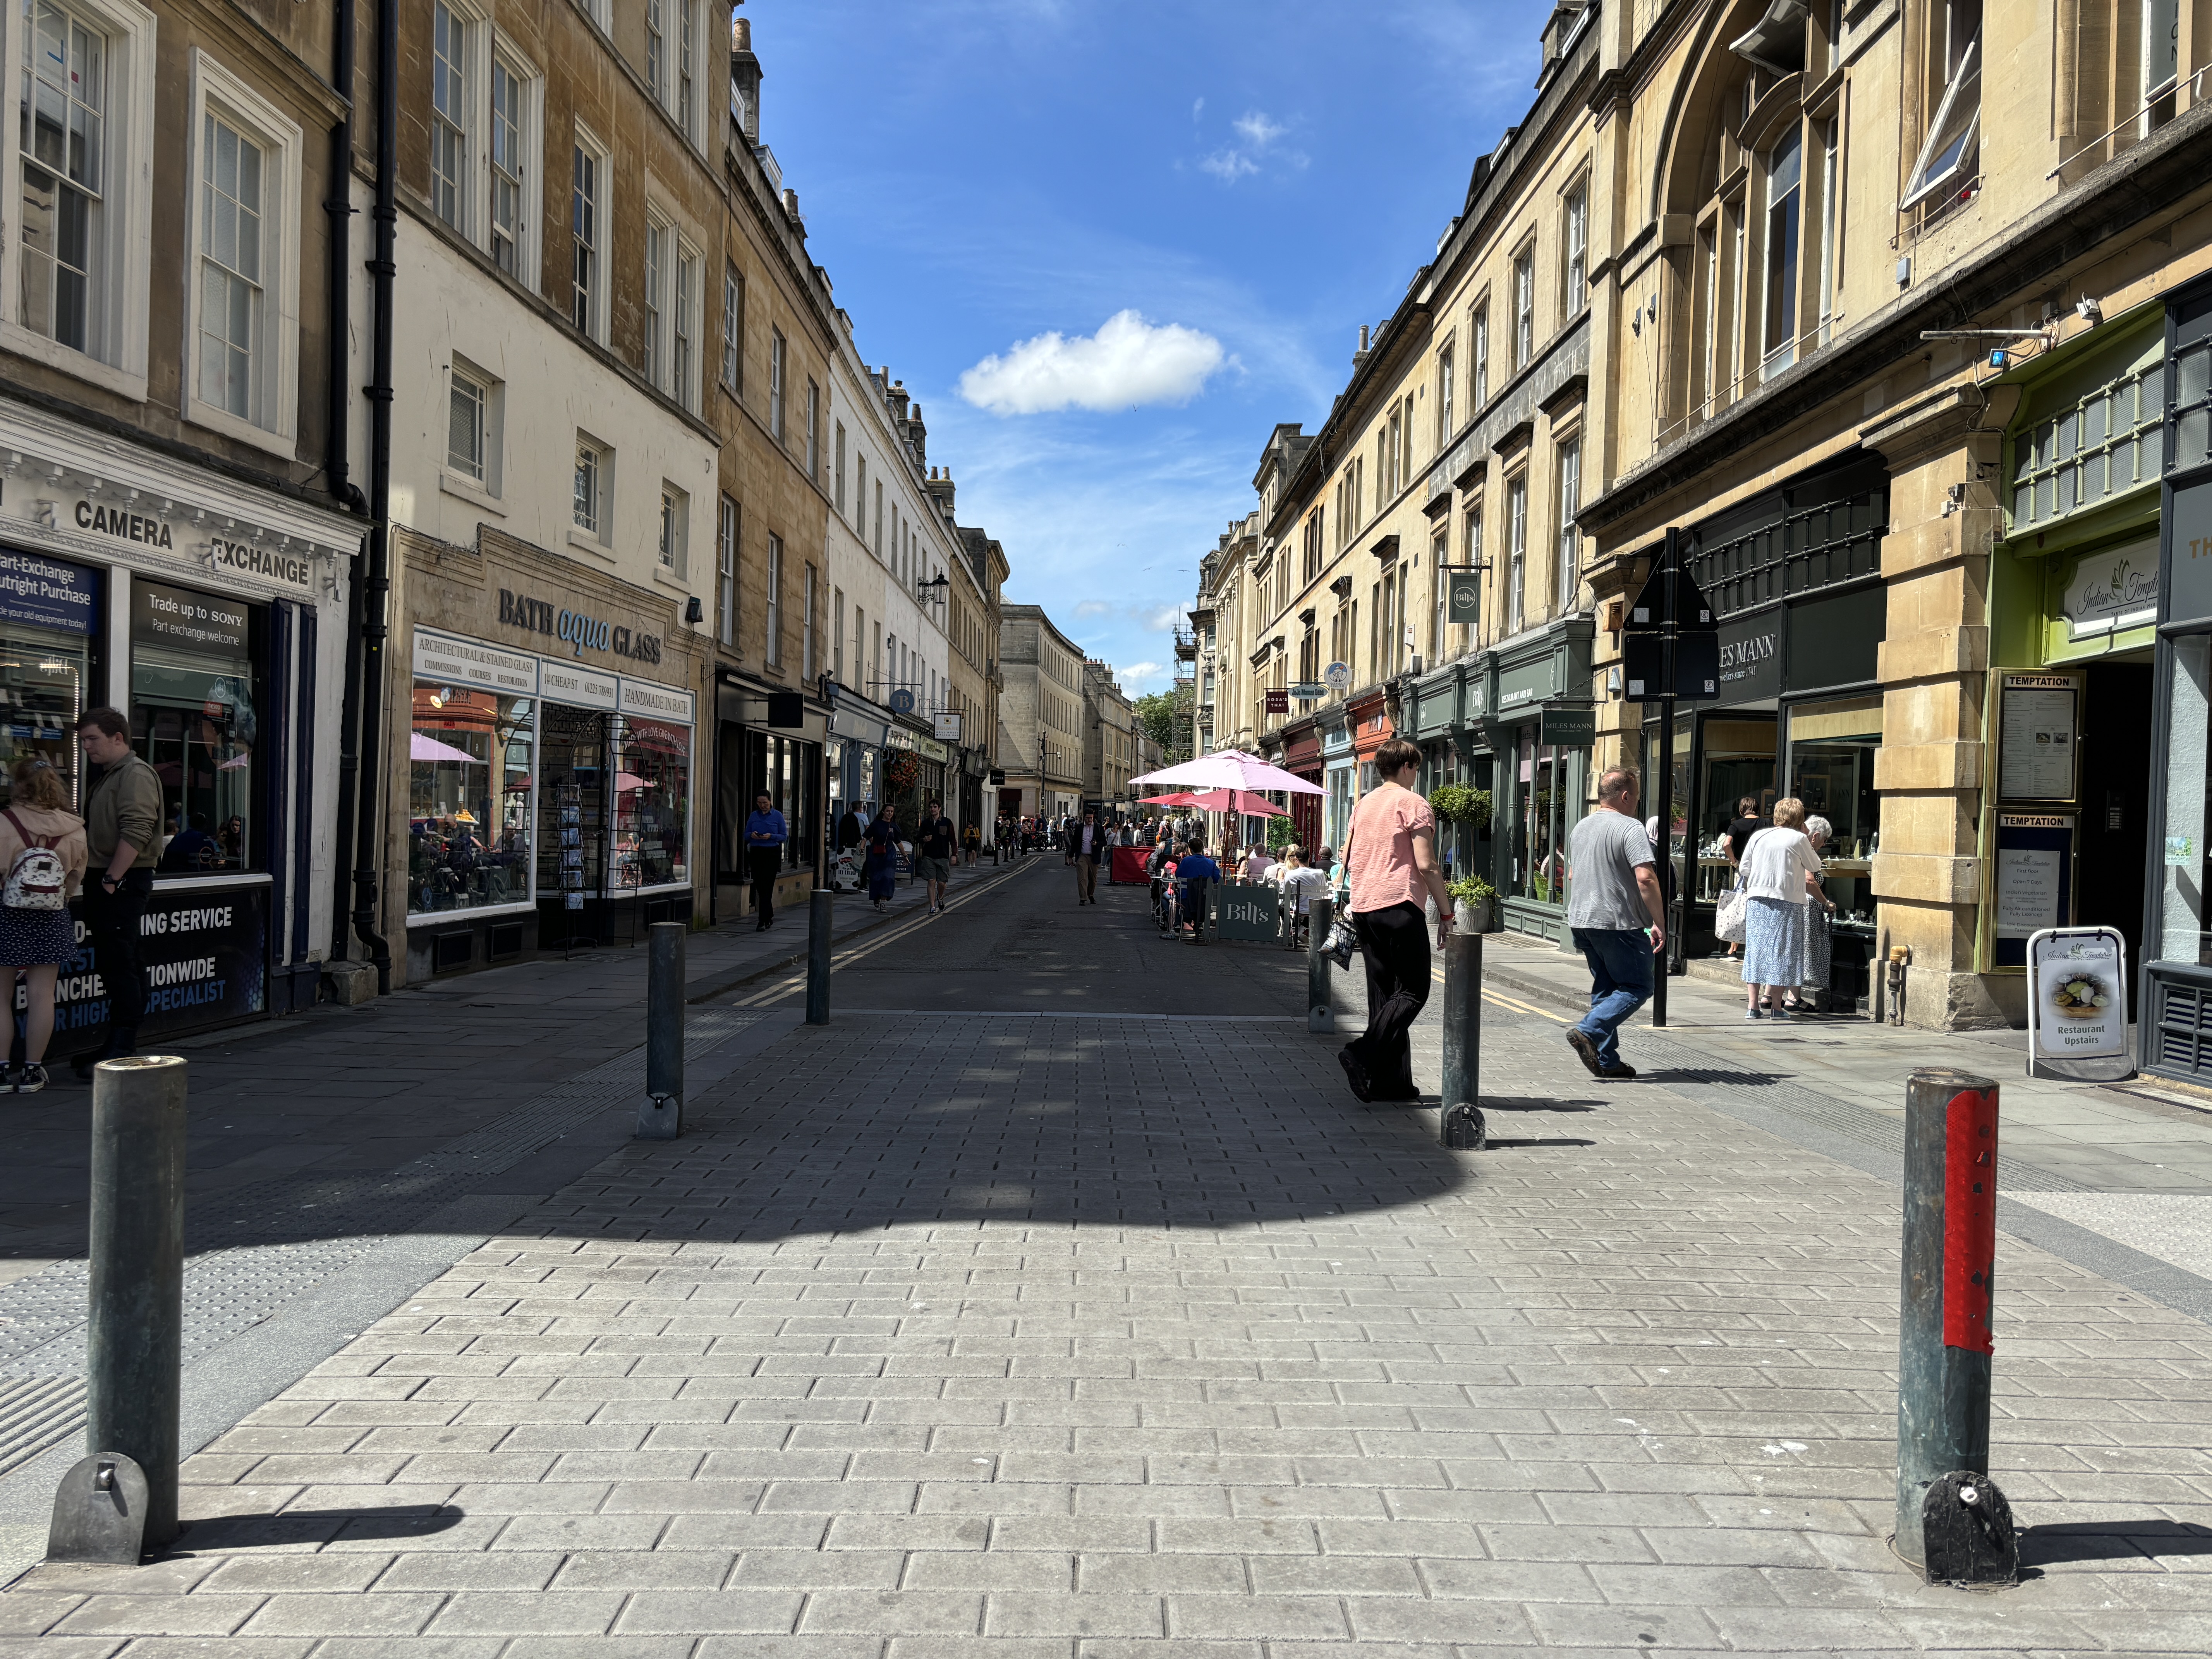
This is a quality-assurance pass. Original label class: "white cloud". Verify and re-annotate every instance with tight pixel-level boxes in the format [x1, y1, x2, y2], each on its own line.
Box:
[1191, 96, 1205, 120]
[1196, 110, 1302, 185]
[1072, 599, 1116, 618]
[1233, 111, 1286, 148]
[1119, 661, 1168, 687]
[1140, 603, 1188, 632]
[957, 310, 1226, 416]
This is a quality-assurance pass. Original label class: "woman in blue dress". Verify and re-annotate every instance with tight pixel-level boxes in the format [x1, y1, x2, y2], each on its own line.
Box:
[864, 806, 900, 911]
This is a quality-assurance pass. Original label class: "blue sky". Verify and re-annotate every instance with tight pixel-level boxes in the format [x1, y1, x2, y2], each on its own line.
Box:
[744, 0, 1544, 695]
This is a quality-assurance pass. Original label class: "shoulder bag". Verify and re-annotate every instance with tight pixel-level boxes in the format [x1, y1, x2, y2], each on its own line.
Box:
[1713, 828, 1761, 944]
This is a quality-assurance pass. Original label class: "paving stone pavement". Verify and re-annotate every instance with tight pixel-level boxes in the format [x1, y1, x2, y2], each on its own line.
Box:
[1, 872, 2210, 1656]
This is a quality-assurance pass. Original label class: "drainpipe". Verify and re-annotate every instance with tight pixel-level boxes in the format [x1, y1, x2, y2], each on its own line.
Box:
[326, 0, 370, 974]
[340, 0, 397, 991]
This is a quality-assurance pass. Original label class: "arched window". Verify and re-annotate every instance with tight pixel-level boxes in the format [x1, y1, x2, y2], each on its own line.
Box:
[1664, 2, 1849, 438]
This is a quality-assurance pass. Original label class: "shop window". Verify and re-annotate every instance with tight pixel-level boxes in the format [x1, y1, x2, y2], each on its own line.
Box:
[613, 716, 689, 891]
[537, 703, 606, 901]
[0, 551, 96, 811]
[1510, 732, 1574, 904]
[409, 683, 533, 914]
[130, 579, 261, 872]
[1785, 694, 1881, 927]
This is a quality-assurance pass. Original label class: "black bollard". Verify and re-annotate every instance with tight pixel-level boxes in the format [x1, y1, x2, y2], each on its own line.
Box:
[1439, 930, 1486, 1149]
[807, 889, 832, 1026]
[84, 1055, 187, 1551]
[1307, 896, 1333, 1033]
[1895, 1067, 2015, 1583]
[637, 922, 684, 1139]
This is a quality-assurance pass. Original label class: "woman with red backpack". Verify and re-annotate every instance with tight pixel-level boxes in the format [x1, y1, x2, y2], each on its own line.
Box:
[0, 756, 88, 1093]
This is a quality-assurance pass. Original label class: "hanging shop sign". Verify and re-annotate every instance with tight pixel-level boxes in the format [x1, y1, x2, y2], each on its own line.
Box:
[933, 712, 963, 742]
[1538, 703, 1595, 747]
[2062, 538, 2159, 638]
[47, 883, 269, 1055]
[0, 544, 99, 634]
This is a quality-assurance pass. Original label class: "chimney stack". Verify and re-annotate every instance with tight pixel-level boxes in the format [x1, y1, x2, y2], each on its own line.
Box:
[908, 402, 927, 466]
[730, 10, 762, 144]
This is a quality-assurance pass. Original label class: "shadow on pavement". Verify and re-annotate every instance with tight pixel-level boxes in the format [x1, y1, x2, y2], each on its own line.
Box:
[2018, 1519, 2212, 1568]
[172, 1504, 466, 1554]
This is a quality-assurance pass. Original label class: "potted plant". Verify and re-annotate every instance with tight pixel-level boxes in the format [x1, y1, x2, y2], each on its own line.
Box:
[1427, 783, 1493, 833]
[1448, 873, 1500, 933]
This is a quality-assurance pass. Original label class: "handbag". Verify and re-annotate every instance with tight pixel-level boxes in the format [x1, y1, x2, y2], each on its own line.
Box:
[1325, 910, 1358, 969]
[1715, 827, 1763, 944]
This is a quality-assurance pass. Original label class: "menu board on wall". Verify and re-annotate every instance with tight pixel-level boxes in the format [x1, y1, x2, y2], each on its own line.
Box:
[1997, 673, 2080, 801]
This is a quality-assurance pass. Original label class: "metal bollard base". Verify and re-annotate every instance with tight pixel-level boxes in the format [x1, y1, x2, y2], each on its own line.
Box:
[46, 1452, 148, 1565]
[1442, 1103, 1487, 1150]
[1919, 1470, 2019, 1587]
[636, 1094, 682, 1140]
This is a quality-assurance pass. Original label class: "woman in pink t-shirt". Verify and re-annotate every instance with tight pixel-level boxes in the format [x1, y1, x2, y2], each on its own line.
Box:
[1339, 737, 1456, 1102]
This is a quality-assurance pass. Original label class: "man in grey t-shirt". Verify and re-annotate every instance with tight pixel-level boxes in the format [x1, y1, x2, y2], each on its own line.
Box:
[1562, 766, 1667, 1080]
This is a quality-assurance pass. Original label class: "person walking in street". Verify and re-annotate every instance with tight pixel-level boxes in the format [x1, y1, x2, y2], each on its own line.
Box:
[1739, 797, 1826, 1020]
[962, 821, 980, 865]
[864, 805, 900, 910]
[1072, 809, 1109, 905]
[1563, 766, 1667, 1082]
[0, 756, 86, 1093]
[744, 791, 787, 931]
[1338, 738, 1455, 1103]
[915, 798, 956, 915]
[72, 708, 162, 1079]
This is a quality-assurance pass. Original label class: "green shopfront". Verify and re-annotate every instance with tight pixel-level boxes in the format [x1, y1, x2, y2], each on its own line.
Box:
[1405, 654, 1492, 888]
[1476, 617, 1594, 942]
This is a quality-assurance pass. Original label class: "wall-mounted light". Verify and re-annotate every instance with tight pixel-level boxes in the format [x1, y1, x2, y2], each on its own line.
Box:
[1606, 664, 1623, 698]
[684, 595, 704, 624]
[2076, 295, 2104, 327]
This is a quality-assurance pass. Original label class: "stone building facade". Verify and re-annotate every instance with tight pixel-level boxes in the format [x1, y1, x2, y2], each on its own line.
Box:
[996, 605, 1087, 822]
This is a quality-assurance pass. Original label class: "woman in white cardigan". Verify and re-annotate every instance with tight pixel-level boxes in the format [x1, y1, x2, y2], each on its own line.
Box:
[1738, 797, 1826, 1020]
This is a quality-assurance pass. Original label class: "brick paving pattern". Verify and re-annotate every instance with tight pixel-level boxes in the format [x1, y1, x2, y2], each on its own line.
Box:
[2, 877, 2210, 1654]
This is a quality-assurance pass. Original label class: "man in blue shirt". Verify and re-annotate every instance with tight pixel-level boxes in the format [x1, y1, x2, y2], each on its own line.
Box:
[1175, 836, 1222, 945]
[744, 791, 787, 931]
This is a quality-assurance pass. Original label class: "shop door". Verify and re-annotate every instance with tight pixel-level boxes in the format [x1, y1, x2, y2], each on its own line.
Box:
[2077, 659, 2153, 1011]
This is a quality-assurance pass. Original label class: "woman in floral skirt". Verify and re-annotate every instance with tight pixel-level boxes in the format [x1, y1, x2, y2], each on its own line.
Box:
[0, 756, 88, 1093]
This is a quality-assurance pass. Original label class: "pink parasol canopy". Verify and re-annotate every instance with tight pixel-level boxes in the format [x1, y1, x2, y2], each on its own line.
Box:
[616, 772, 650, 793]
[1136, 791, 1207, 808]
[410, 732, 479, 765]
[1130, 749, 1324, 795]
[1190, 788, 1289, 819]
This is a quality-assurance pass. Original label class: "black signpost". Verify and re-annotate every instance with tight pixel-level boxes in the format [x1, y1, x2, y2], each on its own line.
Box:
[1622, 527, 1719, 1027]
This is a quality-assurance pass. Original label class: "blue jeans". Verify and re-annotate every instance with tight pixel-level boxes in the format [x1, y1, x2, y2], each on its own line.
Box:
[1570, 927, 1654, 1068]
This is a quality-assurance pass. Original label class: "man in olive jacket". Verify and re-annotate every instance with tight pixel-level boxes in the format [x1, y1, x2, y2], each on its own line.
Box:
[74, 708, 165, 1077]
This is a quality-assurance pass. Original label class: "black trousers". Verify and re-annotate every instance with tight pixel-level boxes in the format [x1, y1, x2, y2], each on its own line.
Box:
[82, 869, 154, 1044]
[748, 848, 782, 924]
[1348, 902, 1430, 1097]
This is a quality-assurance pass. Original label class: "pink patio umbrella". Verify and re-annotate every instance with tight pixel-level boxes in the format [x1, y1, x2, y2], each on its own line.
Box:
[1189, 788, 1289, 818]
[1130, 749, 1324, 795]
[1136, 791, 1207, 808]
[410, 732, 479, 765]
[616, 772, 651, 793]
